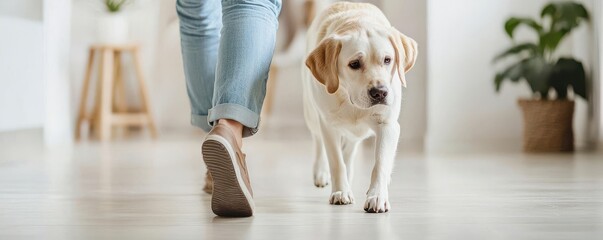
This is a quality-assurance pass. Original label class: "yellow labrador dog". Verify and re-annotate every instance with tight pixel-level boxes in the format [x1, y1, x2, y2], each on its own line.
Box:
[303, 2, 417, 213]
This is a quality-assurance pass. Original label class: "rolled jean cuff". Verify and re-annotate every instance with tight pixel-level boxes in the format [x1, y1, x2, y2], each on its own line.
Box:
[207, 103, 260, 138]
[191, 114, 213, 133]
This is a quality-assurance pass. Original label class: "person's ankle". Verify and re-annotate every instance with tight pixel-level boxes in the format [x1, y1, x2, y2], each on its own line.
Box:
[217, 119, 243, 147]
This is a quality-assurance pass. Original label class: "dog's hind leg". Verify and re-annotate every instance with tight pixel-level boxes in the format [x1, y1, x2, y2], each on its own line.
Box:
[342, 139, 360, 187]
[313, 135, 330, 188]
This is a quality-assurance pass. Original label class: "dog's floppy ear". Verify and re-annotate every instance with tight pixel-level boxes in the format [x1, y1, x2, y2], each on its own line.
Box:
[389, 28, 418, 88]
[305, 37, 342, 94]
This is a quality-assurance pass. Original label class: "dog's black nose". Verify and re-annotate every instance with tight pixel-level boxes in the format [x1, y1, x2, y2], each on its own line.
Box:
[369, 87, 388, 103]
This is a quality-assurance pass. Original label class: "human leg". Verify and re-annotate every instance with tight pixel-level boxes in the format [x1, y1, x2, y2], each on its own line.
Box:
[201, 0, 282, 217]
[208, 0, 282, 138]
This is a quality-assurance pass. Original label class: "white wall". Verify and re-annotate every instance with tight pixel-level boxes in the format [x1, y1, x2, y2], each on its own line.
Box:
[572, 0, 598, 147]
[4, 0, 597, 147]
[0, 0, 42, 21]
[427, 0, 593, 151]
[44, 0, 73, 145]
[153, 0, 191, 131]
[0, 17, 44, 132]
[0, 1, 44, 132]
[596, 0, 603, 142]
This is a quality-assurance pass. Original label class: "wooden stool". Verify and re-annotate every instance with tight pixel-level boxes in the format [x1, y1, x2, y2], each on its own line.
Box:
[75, 44, 157, 141]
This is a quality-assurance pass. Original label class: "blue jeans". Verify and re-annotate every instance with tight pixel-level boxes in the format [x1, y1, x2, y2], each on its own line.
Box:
[176, 0, 281, 137]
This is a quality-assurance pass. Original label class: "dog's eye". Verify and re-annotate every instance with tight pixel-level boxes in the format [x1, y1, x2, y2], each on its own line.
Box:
[384, 57, 392, 65]
[348, 60, 361, 70]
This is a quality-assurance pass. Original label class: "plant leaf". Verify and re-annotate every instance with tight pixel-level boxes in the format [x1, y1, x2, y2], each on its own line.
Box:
[493, 43, 539, 62]
[494, 57, 532, 92]
[504, 17, 543, 39]
[523, 56, 553, 98]
[549, 66, 570, 99]
[494, 2, 590, 99]
[105, 0, 127, 12]
[541, 2, 590, 33]
[539, 2, 589, 56]
[539, 30, 567, 52]
[550, 58, 587, 100]
[502, 59, 524, 81]
[494, 73, 504, 92]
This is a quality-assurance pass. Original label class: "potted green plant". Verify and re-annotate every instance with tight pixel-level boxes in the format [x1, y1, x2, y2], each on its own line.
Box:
[493, 1, 589, 152]
[98, 0, 130, 44]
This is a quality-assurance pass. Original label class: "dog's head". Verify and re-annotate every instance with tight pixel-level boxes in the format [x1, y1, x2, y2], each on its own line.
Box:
[305, 24, 417, 109]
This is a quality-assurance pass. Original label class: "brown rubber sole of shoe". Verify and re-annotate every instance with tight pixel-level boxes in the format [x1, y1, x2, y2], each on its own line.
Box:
[202, 137, 254, 217]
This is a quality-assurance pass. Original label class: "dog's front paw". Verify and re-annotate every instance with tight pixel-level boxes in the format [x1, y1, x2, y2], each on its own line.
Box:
[329, 191, 354, 205]
[364, 193, 390, 213]
[314, 171, 330, 188]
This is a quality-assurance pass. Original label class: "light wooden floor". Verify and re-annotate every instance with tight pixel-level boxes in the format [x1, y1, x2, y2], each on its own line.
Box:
[0, 130, 602, 239]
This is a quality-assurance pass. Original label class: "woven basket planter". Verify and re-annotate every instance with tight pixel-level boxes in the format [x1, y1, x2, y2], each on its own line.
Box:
[518, 99, 574, 152]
